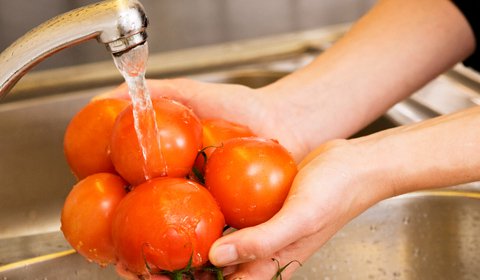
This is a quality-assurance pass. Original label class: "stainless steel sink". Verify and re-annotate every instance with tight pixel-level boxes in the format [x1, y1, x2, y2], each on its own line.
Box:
[2, 27, 480, 279]
[293, 190, 480, 280]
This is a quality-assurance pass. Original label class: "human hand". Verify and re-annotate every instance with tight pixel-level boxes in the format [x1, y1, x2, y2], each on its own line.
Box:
[98, 78, 313, 162]
[99, 79, 390, 279]
[207, 139, 393, 279]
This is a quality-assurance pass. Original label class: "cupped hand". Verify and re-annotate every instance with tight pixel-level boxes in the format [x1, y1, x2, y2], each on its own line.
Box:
[208, 140, 393, 279]
[98, 78, 311, 161]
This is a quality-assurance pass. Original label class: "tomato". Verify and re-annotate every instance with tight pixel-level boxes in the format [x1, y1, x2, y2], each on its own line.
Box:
[110, 98, 202, 186]
[201, 118, 255, 148]
[63, 98, 130, 179]
[61, 173, 127, 266]
[204, 137, 297, 229]
[112, 177, 225, 275]
[193, 119, 255, 177]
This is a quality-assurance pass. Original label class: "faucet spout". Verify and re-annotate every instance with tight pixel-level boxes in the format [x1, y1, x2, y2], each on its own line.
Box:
[0, 0, 148, 98]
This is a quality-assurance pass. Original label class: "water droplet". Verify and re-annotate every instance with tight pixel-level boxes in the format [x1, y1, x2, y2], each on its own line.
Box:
[195, 252, 203, 263]
[402, 216, 410, 225]
[181, 110, 191, 124]
[247, 205, 257, 212]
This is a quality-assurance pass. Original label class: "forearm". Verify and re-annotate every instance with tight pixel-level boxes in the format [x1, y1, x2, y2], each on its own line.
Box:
[263, 0, 475, 157]
[352, 106, 480, 200]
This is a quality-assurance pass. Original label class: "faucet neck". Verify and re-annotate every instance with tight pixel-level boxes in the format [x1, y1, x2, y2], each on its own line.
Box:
[0, 0, 148, 99]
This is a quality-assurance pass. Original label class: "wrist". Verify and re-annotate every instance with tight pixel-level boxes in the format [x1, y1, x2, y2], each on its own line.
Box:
[299, 139, 395, 221]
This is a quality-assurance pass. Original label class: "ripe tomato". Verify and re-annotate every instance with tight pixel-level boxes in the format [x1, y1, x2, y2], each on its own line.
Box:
[201, 118, 255, 148]
[110, 98, 202, 186]
[193, 119, 255, 178]
[112, 177, 225, 275]
[61, 173, 127, 266]
[63, 98, 130, 179]
[204, 137, 297, 229]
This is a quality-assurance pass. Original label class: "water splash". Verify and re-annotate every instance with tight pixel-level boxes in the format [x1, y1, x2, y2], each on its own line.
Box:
[112, 43, 166, 180]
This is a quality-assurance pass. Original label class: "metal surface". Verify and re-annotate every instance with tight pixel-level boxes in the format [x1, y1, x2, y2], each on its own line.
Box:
[0, 0, 148, 98]
[293, 191, 480, 280]
[1, 27, 480, 279]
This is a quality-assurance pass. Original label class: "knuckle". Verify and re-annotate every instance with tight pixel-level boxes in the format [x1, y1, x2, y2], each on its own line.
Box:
[236, 228, 274, 260]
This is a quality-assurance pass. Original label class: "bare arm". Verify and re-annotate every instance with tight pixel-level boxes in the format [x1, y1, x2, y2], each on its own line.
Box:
[261, 0, 475, 159]
[112, 0, 474, 163]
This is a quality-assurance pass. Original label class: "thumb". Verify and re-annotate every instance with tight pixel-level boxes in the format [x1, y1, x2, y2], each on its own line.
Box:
[208, 197, 324, 267]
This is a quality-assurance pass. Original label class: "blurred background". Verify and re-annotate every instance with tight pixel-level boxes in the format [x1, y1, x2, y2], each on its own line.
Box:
[0, 0, 375, 71]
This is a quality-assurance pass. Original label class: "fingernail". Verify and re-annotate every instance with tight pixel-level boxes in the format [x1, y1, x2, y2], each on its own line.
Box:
[212, 244, 238, 265]
[222, 265, 237, 276]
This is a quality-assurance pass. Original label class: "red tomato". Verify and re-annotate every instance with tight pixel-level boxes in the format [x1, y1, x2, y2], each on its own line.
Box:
[201, 118, 255, 148]
[61, 173, 127, 266]
[193, 119, 255, 177]
[204, 137, 297, 229]
[110, 98, 202, 186]
[63, 98, 130, 179]
[112, 177, 225, 275]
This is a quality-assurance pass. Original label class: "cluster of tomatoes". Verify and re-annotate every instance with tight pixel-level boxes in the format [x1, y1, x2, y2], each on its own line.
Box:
[61, 95, 297, 278]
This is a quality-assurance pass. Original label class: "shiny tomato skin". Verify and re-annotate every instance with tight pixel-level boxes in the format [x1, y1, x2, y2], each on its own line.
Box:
[110, 98, 202, 186]
[112, 177, 225, 275]
[194, 119, 255, 175]
[63, 98, 130, 179]
[201, 118, 254, 148]
[204, 137, 297, 229]
[61, 173, 127, 266]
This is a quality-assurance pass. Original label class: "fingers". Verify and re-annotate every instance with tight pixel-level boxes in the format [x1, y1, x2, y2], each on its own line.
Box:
[224, 217, 344, 280]
[209, 145, 361, 270]
[92, 79, 194, 101]
[209, 212, 312, 267]
[209, 188, 331, 267]
[91, 83, 130, 101]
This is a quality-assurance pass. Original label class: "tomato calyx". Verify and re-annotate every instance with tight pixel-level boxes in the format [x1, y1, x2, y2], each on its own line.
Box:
[159, 255, 194, 280]
[199, 264, 224, 280]
[271, 258, 302, 280]
[142, 253, 225, 280]
[190, 165, 205, 185]
[189, 145, 220, 185]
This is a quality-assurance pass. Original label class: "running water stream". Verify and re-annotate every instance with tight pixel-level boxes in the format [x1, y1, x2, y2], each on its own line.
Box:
[112, 42, 167, 180]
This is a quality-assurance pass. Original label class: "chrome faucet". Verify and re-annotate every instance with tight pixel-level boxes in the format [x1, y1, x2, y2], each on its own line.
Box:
[0, 0, 148, 98]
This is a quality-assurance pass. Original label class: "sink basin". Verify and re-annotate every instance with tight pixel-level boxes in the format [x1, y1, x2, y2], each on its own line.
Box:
[293, 190, 480, 280]
[2, 27, 480, 279]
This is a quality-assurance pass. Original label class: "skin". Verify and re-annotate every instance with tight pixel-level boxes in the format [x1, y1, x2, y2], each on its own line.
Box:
[101, 0, 477, 278]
